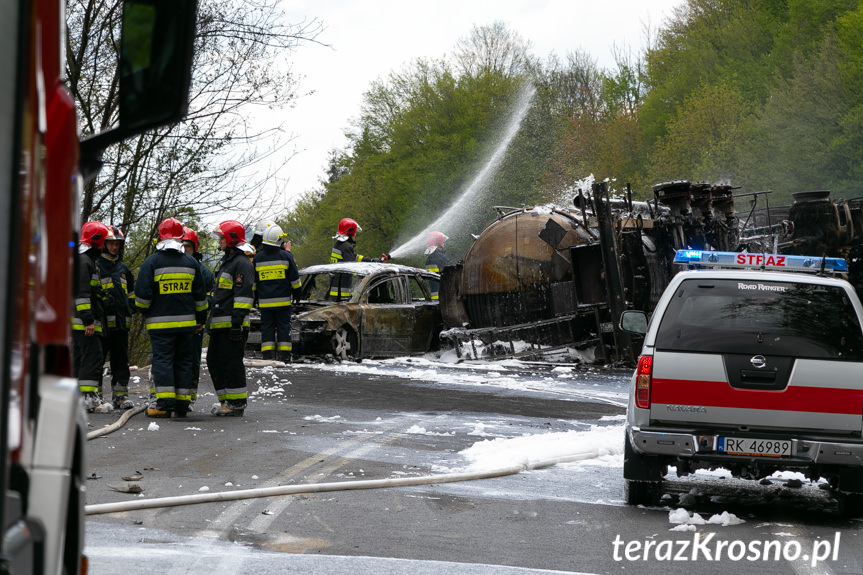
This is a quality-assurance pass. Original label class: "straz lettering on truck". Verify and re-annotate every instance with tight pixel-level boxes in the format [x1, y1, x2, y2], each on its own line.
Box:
[735, 253, 786, 267]
[737, 283, 788, 292]
[159, 280, 192, 294]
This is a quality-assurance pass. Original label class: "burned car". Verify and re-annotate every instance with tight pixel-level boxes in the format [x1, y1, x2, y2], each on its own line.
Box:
[274, 262, 442, 360]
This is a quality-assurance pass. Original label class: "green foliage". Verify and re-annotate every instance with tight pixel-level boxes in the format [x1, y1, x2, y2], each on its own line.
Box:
[281, 2, 863, 264]
[647, 82, 751, 185]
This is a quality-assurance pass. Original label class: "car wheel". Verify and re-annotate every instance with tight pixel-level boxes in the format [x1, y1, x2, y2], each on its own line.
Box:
[331, 326, 357, 361]
[623, 431, 664, 505]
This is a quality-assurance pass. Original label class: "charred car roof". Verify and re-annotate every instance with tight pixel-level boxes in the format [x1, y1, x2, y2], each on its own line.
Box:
[299, 262, 439, 278]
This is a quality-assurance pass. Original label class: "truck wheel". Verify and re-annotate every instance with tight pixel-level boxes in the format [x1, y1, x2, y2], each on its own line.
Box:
[625, 479, 663, 506]
[623, 431, 664, 505]
[839, 492, 863, 518]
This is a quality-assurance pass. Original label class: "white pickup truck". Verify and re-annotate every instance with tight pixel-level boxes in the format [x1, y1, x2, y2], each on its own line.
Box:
[619, 250, 863, 515]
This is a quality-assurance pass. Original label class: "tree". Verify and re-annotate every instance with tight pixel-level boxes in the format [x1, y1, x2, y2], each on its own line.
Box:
[453, 21, 534, 78]
[647, 81, 750, 185]
[66, 0, 324, 265]
[736, 29, 852, 202]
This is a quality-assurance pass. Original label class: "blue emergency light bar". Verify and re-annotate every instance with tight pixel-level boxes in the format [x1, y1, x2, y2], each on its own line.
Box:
[674, 250, 848, 272]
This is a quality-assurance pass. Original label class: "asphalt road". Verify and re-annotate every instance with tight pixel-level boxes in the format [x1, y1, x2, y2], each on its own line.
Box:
[83, 359, 863, 575]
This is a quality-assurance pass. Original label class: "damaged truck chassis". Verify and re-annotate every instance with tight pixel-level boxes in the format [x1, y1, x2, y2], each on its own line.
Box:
[438, 181, 863, 363]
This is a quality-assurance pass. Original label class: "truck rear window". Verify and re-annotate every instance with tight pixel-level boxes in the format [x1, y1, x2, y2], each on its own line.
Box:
[655, 279, 863, 360]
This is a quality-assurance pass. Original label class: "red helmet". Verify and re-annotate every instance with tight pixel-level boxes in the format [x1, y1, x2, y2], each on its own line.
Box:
[158, 217, 185, 241]
[80, 221, 110, 249]
[182, 227, 200, 251]
[427, 231, 448, 248]
[105, 225, 125, 242]
[337, 218, 362, 238]
[212, 220, 246, 247]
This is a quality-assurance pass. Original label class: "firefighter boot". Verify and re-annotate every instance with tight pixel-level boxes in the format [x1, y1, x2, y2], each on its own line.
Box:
[83, 392, 112, 414]
[112, 393, 134, 410]
[262, 350, 274, 360]
[211, 402, 245, 417]
[147, 398, 174, 419]
[172, 400, 191, 418]
[279, 351, 292, 364]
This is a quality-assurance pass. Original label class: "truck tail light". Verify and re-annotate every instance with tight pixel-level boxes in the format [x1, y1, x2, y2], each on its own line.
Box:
[635, 355, 653, 409]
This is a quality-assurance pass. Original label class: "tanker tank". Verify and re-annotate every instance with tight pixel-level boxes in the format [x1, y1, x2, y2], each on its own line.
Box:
[446, 206, 594, 330]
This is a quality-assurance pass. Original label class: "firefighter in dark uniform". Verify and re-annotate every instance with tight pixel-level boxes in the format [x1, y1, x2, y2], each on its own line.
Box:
[182, 226, 214, 407]
[253, 223, 301, 363]
[73, 221, 111, 413]
[424, 231, 451, 301]
[208, 220, 255, 416]
[329, 218, 390, 299]
[97, 225, 136, 409]
[135, 217, 208, 418]
[249, 220, 276, 252]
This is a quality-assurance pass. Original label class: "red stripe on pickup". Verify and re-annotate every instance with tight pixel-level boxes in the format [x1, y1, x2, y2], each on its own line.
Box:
[652, 378, 863, 415]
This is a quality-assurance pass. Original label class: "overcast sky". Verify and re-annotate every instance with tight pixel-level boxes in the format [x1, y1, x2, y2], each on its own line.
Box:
[253, 0, 684, 217]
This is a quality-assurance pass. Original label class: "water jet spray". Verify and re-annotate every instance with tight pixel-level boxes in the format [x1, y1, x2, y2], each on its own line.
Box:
[388, 83, 536, 259]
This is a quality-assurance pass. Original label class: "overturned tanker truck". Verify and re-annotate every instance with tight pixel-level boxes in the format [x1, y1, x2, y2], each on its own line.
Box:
[438, 181, 863, 363]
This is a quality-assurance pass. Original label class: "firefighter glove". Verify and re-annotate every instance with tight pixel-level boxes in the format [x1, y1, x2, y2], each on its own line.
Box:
[230, 327, 243, 342]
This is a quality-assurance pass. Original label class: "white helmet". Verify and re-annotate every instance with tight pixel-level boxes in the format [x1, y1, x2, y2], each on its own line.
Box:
[261, 223, 287, 247]
[254, 220, 277, 236]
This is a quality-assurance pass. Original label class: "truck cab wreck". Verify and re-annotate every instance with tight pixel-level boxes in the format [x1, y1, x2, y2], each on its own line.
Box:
[438, 180, 863, 364]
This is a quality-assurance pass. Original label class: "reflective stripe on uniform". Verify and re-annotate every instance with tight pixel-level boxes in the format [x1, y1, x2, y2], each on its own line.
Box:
[71, 317, 103, 332]
[209, 315, 250, 329]
[219, 387, 247, 402]
[256, 262, 289, 281]
[78, 380, 100, 393]
[277, 342, 292, 352]
[217, 272, 233, 289]
[258, 296, 292, 308]
[234, 297, 254, 310]
[145, 314, 197, 330]
[135, 297, 152, 309]
[153, 266, 197, 280]
[261, 341, 276, 352]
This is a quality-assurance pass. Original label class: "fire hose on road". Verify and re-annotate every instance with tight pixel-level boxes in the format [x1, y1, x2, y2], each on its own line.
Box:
[85, 450, 604, 516]
[85, 360, 623, 516]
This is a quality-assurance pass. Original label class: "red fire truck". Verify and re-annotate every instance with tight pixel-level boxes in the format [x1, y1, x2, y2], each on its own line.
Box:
[1, 0, 197, 572]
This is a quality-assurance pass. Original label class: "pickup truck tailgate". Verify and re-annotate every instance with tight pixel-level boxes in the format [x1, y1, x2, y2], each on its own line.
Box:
[650, 351, 863, 433]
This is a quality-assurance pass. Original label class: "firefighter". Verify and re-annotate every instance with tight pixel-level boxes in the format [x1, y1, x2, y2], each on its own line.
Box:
[330, 218, 390, 264]
[182, 226, 214, 407]
[74, 221, 111, 413]
[135, 218, 208, 418]
[253, 223, 301, 362]
[208, 220, 255, 416]
[97, 225, 136, 409]
[249, 220, 277, 252]
[329, 218, 390, 299]
[424, 231, 451, 301]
